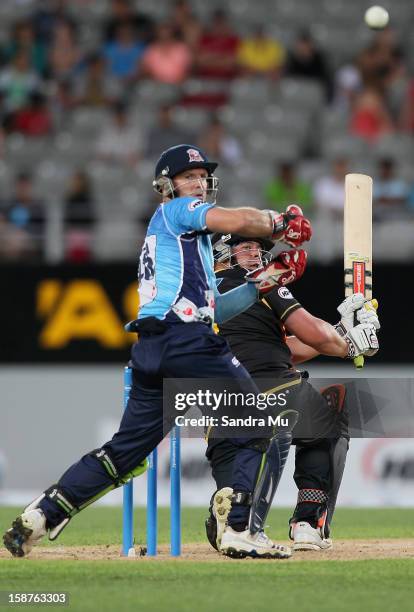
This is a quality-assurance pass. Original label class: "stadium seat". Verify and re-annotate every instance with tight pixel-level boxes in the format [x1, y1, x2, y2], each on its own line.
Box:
[5, 136, 51, 170]
[271, 78, 325, 112]
[230, 79, 272, 108]
[373, 134, 414, 162]
[171, 107, 209, 132]
[135, 82, 180, 106]
[321, 134, 369, 159]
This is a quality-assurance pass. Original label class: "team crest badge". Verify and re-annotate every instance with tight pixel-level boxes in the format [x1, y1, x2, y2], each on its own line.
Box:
[187, 148, 204, 163]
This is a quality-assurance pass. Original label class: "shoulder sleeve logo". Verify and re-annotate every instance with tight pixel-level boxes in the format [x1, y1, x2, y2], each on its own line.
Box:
[278, 287, 294, 299]
[188, 199, 203, 211]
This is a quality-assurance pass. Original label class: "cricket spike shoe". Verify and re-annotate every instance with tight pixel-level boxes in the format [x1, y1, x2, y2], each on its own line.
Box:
[3, 509, 47, 557]
[290, 521, 333, 551]
[205, 487, 233, 552]
[220, 526, 291, 559]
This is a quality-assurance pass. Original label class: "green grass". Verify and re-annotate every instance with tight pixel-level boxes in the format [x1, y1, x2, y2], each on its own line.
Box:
[1, 559, 413, 612]
[1, 507, 413, 612]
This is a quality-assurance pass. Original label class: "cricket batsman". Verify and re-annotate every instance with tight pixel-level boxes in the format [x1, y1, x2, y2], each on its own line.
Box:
[205, 233, 380, 552]
[4, 144, 316, 560]
[3, 144, 311, 558]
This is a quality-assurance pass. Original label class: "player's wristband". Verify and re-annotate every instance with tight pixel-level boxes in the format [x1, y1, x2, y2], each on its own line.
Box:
[344, 336, 356, 359]
[265, 210, 288, 240]
[334, 322, 347, 338]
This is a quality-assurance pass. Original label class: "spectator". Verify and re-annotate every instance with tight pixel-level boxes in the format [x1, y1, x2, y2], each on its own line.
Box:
[3, 20, 47, 76]
[0, 215, 34, 261]
[333, 62, 362, 112]
[50, 79, 76, 128]
[350, 88, 394, 142]
[399, 78, 414, 133]
[104, 0, 154, 44]
[95, 101, 143, 168]
[30, 0, 74, 46]
[198, 115, 241, 166]
[140, 23, 192, 84]
[357, 28, 403, 93]
[169, 0, 202, 51]
[264, 161, 312, 215]
[385, 49, 410, 121]
[195, 10, 240, 79]
[313, 157, 349, 219]
[0, 52, 41, 118]
[49, 19, 81, 81]
[103, 21, 146, 83]
[0, 172, 45, 258]
[74, 52, 121, 107]
[284, 30, 332, 99]
[63, 170, 96, 263]
[373, 158, 409, 218]
[12, 92, 53, 137]
[238, 25, 285, 78]
[145, 104, 194, 158]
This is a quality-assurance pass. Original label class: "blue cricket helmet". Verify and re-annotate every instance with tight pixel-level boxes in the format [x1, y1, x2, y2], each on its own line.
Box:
[153, 144, 219, 201]
[154, 144, 217, 181]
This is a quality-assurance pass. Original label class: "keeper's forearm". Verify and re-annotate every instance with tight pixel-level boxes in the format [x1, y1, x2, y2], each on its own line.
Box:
[234, 208, 273, 237]
[206, 207, 273, 237]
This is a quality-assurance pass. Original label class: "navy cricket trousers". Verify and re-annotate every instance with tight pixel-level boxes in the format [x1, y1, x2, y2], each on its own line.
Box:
[40, 322, 265, 528]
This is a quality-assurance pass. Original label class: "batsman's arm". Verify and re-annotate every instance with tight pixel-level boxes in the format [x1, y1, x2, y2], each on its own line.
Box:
[284, 308, 348, 358]
[286, 336, 320, 364]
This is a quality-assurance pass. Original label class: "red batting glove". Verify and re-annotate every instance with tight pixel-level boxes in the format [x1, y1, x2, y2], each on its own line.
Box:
[246, 249, 307, 294]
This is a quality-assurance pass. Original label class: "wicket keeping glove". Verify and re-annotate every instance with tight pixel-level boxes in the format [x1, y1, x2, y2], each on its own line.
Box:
[246, 249, 307, 294]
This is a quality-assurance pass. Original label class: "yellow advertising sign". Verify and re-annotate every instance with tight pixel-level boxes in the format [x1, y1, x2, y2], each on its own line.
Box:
[37, 280, 139, 349]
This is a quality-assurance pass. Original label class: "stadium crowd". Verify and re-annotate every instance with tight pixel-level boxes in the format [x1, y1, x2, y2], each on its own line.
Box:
[0, 0, 413, 262]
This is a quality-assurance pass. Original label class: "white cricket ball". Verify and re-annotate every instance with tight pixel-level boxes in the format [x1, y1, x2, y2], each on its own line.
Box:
[364, 5, 389, 29]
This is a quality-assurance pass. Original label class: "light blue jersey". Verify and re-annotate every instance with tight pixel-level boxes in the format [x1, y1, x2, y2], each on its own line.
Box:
[138, 196, 216, 322]
[136, 195, 259, 326]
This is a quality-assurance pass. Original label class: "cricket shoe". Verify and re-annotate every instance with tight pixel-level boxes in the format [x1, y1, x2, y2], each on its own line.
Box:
[290, 521, 332, 551]
[220, 526, 291, 559]
[205, 487, 233, 551]
[3, 509, 47, 557]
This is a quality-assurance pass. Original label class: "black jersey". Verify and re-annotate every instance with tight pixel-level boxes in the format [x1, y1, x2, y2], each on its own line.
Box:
[216, 268, 302, 377]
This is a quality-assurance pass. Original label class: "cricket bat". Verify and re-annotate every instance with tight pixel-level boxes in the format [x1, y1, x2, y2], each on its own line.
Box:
[344, 173, 373, 369]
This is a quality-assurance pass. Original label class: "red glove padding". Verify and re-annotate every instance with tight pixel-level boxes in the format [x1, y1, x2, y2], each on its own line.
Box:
[246, 249, 307, 294]
[283, 204, 312, 247]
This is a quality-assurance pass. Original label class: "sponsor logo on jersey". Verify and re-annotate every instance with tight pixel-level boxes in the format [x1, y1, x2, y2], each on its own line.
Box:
[232, 356, 240, 367]
[188, 199, 203, 211]
[278, 287, 293, 299]
[187, 148, 205, 163]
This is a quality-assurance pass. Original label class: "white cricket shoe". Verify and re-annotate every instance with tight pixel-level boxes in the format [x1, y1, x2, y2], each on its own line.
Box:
[3, 509, 47, 557]
[220, 526, 291, 559]
[212, 487, 233, 550]
[290, 521, 332, 551]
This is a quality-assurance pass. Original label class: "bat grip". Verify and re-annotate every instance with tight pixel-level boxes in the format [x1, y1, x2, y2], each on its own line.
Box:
[352, 299, 378, 370]
[354, 355, 364, 369]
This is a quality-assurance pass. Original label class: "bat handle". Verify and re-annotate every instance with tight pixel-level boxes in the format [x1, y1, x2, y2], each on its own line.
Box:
[352, 299, 378, 370]
[354, 355, 364, 369]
